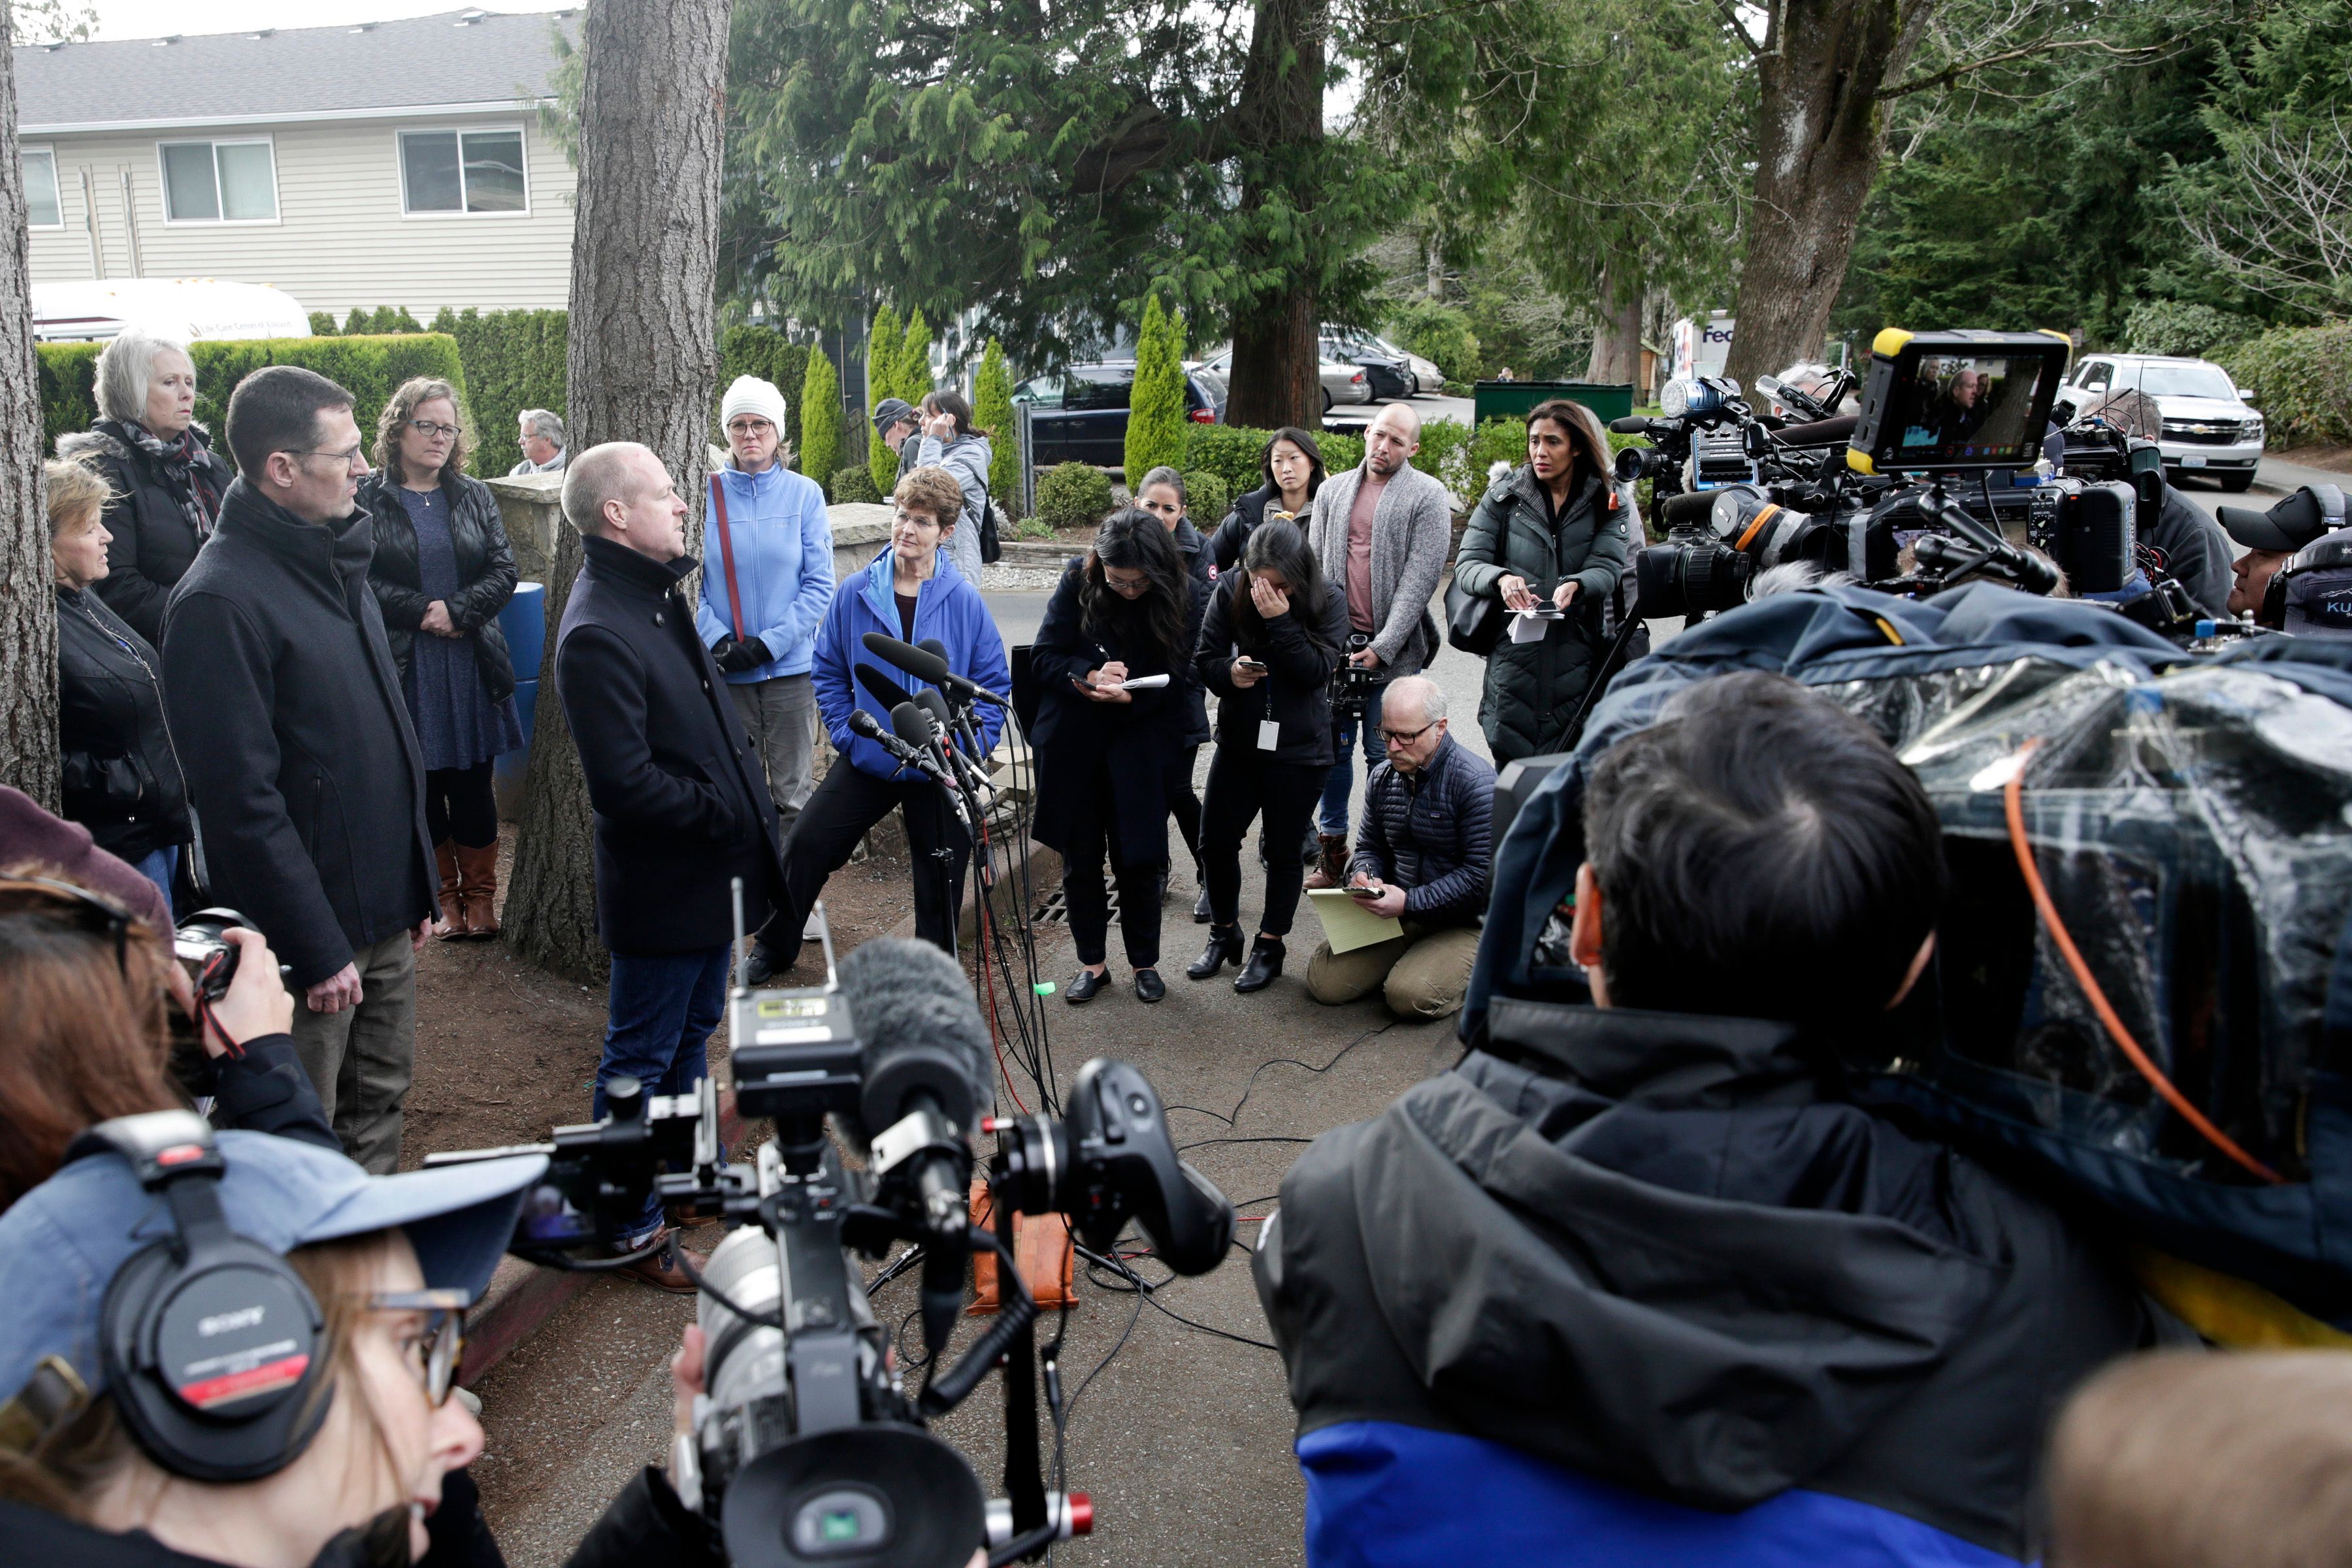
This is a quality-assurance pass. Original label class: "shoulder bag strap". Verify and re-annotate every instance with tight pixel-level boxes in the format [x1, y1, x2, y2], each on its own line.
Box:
[709, 474, 747, 642]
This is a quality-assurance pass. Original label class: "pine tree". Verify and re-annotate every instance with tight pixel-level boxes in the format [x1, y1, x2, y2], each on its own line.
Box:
[867, 303, 904, 495]
[900, 310, 934, 400]
[971, 338, 1017, 511]
[1124, 292, 1187, 485]
[800, 346, 840, 493]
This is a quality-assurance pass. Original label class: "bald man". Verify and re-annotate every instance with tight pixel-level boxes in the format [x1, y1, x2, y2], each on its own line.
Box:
[1302, 402, 1456, 887]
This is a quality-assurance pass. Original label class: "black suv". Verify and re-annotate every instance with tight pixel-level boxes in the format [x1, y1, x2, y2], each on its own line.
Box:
[1013, 361, 1227, 468]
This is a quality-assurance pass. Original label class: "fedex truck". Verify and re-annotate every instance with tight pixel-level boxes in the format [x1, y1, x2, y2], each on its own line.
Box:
[1670, 312, 1735, 382]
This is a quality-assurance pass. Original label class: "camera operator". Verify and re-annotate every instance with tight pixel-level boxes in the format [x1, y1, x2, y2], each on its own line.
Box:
[1, 867, 327, 1210]
[1301, 677, 1492, 1022]
[0, 1126, 718, 1567]
[1030, 509, 1199, 1004]
[2218, 483, 2350, 634]
[1190, 519, 1350, 994]
[1254, 672, 2166, 1568]
[756, 466, 1009, 980]
[2068, 391, 2234, 617]
[555, 442, 790, 1290]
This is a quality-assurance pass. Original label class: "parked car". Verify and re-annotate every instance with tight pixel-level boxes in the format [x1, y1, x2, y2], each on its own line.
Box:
[31, 278, 312, 342]
[1321, 328, 1414, 402]
[1011, 361, 1224, 468]
[1198, 347, 1372, 415]
[1355, 329, 1445, 394]
[2055, 353, 2266, 492]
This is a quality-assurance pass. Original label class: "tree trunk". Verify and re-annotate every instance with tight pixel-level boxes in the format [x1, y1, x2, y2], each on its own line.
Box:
[1724, 0, 1903, 387]
[1584, 258, 1644, 385]
[1222, 0, 1327, 432]
[504, 0, 732, 982]
[0, 8, 55, 809]
[1425, 232, 1445, 302]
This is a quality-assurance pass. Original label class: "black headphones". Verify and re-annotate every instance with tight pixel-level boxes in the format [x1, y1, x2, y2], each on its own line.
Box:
[66, 1111, 331, 1482]
[2261, 483, 2350, 627]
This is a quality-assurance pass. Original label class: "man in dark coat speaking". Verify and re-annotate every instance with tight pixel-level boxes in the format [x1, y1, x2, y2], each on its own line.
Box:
[554, 441, 786, 1290]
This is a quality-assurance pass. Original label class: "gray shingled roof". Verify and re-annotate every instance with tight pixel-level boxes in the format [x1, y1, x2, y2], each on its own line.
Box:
[15, 9, 579, 131]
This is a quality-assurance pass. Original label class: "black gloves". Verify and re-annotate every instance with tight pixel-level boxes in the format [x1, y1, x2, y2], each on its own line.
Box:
[712, 636, 773, 674]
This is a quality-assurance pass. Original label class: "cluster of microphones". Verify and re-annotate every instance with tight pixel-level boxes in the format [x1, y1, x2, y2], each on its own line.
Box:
[851, 634, 1009, 829]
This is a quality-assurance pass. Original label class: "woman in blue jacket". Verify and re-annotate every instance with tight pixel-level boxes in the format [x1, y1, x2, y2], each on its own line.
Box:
[747, 465, 1009, 981]
[698, 376, 837, 841]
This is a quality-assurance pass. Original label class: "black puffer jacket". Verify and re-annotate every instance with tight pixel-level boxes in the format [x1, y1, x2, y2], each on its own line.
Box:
[1170, 518, 1214, 746]
[1196, 573, 1350, 767]
[1209, 480, 1320, 576]
[56, 421, 235, 647]
[55, 584, 191, 861]
[1348, 734, 1495, 924]
[357, 470, 521, 702]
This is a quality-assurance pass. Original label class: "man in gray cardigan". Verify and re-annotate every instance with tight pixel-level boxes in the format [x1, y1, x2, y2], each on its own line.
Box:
[1302, 402, 1454, 885]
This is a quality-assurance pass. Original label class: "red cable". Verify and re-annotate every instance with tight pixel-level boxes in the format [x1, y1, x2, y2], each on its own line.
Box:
[2002, 739, 2281, 1184]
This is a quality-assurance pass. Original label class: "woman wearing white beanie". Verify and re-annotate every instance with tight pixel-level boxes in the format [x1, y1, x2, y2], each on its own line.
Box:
[695, 374, 835, 841]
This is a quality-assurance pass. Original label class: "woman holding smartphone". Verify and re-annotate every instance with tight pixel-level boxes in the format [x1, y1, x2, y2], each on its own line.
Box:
[1190, 519, 1349, 994]
[1029, 510, 1198, 1004]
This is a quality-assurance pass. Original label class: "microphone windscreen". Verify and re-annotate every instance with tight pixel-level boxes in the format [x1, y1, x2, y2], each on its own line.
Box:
[1659, 491, 1718, 533]
[915, 689, 954, 732]
[1776, 414, 1859, 446]
[861, 632, 952, 687]
[838, 938, 993, 1144]
[1608, 416, 1652, 434]
[890, 700, 936, 749]
[856, 661, 917, 713]
[848, 708, 888, 740]
[916, 638, 949, 664]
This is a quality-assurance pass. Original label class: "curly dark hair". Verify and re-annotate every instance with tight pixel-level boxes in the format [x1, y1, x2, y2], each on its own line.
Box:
[1079, 508, 1190, 668]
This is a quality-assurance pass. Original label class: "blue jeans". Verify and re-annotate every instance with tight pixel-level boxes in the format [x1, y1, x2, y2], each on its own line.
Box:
[1318, 681, 1385, 838]
[598, 943, 730, 1242]
[133, 844, 178, 920]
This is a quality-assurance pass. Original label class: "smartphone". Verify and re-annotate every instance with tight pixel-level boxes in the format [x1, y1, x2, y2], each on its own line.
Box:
[1527, 605, 1566, 620]
[1237, 657, 1267, 674]
[1347, 881, 1384, 900]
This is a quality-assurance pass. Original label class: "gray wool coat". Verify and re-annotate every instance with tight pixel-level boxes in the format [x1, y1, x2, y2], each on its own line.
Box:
[1305, 459, 1454, 676]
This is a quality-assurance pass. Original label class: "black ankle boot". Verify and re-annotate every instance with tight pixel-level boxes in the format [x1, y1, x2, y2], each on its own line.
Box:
[1188, 924, 1243, 980]
[1234, 936, 1285, 994]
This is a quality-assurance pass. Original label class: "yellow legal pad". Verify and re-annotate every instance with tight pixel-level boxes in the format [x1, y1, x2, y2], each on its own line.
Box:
[1307, 888, 1406, 955]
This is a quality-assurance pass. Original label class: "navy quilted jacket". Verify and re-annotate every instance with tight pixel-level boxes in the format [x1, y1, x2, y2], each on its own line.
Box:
[1348, 732, 1495, 924]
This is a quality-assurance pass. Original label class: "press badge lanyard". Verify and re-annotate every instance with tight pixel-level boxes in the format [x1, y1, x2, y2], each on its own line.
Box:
[1256, 664, 1279, 751]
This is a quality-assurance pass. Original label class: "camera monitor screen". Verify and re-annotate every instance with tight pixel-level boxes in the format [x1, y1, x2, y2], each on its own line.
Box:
[1848, 329, 2071, 474]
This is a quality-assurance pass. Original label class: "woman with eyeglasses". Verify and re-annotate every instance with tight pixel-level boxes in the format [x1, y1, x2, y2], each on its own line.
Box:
[1189, 519, 1350, 994]
[1029, 510, 1201, 1004]
[359, 378, 524, 941]
[0, 1126, 730, 1568]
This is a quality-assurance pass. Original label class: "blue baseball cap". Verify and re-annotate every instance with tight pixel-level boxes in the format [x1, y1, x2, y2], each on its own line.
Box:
[0, 1126, 547, 1409]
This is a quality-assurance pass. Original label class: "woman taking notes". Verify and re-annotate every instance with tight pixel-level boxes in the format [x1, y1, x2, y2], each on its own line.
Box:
[1189, 520, 1348, 994]
[1029, 510, 1198, 1004]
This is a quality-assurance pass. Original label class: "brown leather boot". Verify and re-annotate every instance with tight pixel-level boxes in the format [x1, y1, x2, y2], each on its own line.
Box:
[1303, 834, 1350, 890]
[432, 840, 461, 939]
[455, 842, 501, 939]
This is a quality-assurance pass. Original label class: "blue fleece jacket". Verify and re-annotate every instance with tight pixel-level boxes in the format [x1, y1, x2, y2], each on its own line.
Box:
[812, 549, 1009, 779]
[695, 463, 834, 681]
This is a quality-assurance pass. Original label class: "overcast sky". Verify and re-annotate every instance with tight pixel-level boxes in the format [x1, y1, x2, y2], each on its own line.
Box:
[84, 0, 572, 42]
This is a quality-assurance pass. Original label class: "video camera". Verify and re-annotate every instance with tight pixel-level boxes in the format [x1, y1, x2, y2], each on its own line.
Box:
[427, 904, 1235, 1568]
[1328, 632, 1389, 719]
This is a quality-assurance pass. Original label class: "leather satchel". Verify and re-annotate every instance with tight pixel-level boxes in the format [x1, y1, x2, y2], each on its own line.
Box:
[1445, 574, 1505, 657]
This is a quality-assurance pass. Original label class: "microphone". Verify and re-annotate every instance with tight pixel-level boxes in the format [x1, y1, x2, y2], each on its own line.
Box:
[916, 688, 994, 804]
[1658, 490, 1718, 534]
[855, 661, 919, 713]
[916, 636, 951, 667]
[1774, 414, 1859, 446]
[887, 702, 972, 826]
[862, 632, 1008, 708]
[1609, 415, 1659, 435]
[838, 938, 994, 1363]
[847, 708, 935, 775]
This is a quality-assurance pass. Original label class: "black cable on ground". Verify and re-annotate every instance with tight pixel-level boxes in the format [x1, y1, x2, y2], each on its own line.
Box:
[1162, 1021, 1394, 1132]
[1074, 1241, 1279, 1353]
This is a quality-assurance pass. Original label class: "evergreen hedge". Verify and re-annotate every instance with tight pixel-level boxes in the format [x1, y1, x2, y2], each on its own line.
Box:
[39, 333, 470, 465]
[972, 339, 1019, 517]
[867, 304, 906, 497]
[1125, 293, 1188, 483]
[428, 308, 566, 476]
[1181, 469, 1230, 525]
[833, 466, 883, 505]
[1034, 461, 1115, 532]
[2221, 323, 2352, 448]
[800, 348, 841, 497]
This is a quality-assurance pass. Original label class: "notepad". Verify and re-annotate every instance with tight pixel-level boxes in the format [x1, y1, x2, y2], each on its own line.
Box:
[1117, 673, 1171, 690]
[1308, 888, 1405, 955]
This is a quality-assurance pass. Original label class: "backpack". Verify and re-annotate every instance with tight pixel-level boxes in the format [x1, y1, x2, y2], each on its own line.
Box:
[979, 494, 1003, 564]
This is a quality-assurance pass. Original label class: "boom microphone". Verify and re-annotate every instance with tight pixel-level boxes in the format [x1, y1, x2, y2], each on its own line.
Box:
[1609, 415, 1658, 435]
[1775, 414, 1859, 446]
[1658, 490, 1719, 533]
[856, 661, 919, 713]
[862, 632, 1009, 708]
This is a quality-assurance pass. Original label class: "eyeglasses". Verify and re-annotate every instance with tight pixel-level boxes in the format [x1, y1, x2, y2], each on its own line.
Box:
[0, 875, 137, 977]
[892, 509, 943, 532]
[406, 420, 461, 440]
[1103, 572, 1151, 597]
[367, 1288, 470, 1407]
[289, 446, 367, 470]
[1379, 721, 1437, 747]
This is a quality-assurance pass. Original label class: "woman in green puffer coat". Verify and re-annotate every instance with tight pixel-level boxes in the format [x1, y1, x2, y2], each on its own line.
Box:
[1451, 399, 1636, 762]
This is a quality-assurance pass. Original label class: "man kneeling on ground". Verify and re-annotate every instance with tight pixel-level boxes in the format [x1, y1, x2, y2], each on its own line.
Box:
[1303, 675, 1492, 1021]
[1254, 670, 2170, 1568]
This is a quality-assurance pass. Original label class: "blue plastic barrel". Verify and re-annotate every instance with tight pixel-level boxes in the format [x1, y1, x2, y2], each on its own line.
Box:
[500, 581, 547, 685]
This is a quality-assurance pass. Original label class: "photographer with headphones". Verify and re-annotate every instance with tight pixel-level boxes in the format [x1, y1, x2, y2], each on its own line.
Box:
[0, 1121, 717, 1567]
[2218, 483, 2352, 636]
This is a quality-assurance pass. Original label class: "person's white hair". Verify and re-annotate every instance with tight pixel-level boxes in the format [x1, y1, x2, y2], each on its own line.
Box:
[93, 325, 193, 425]
[519, 408, 566, 448]
[1384, 673, 1446, 725]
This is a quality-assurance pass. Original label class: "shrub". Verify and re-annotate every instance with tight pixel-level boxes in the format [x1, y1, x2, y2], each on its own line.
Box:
[1414, 419, 1477, 504]
[867, 305, 905, 496]
[900, 310, 935, 400]
[800, 348, 841, 496]
[1443, 379, 1472, 397]
[1125, 293, 1188, 483]
[832, 465, 883, 505]
[1320, 431, 1365, 474]
[2119, 301, 2259, 361]
[1182, 469, 1230, 525]
[40, 333, 470, 468]
[717, 326, 810, 463]
[1469, 416, 1524, 479]
[307, 312, 340, 336]
[972, 338, 1018, 514]
[1388, 301, 1480, 382]
[1183, 425, 1271, 500]
[1033, 461, 1115, 532]
[1012, 515, 1057, 541]
[2221, 323, 2352, 447]
[429, 308, 566, 476]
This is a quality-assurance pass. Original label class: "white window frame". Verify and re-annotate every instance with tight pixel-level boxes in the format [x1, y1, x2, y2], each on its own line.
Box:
[21, 146, 63, 229]
[155, 136, 280, 225]
[396, 123, 532, 220]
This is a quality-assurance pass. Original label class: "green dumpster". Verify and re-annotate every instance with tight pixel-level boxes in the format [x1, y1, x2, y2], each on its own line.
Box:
[1472, 380, 1636, 427]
